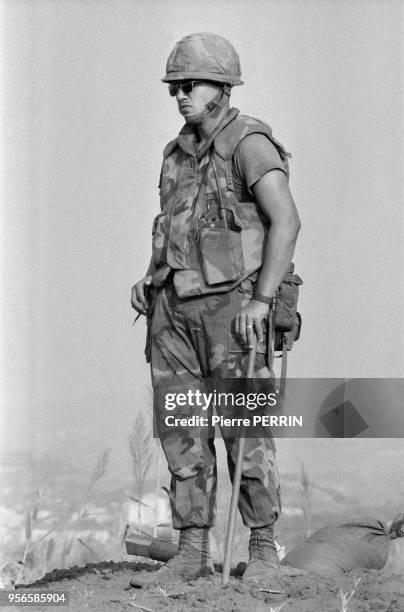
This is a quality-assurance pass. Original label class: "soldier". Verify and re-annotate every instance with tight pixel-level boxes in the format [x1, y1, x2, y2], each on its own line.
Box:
[130, 32, 301, 590]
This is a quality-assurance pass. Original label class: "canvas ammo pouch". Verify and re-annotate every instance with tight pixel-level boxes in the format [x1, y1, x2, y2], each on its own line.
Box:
[274, 263, 303, 351]
[274, 267, 303, 332]
[273, 265, 303, 356]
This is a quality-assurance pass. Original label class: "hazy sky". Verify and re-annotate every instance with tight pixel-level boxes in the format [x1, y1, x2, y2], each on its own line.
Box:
[1, 1, 403, 487]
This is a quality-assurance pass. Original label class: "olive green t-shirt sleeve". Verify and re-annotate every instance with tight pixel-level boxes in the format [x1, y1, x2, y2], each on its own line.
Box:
[232, 133, 287, 193]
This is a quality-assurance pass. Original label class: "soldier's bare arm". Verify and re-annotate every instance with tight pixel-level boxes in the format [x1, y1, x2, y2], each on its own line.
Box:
[253, 169, 301, 296]
[235, 169, 301, 346]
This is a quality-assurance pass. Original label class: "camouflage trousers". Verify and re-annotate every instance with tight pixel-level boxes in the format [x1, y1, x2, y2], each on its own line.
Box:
[149, 279, 281, 530]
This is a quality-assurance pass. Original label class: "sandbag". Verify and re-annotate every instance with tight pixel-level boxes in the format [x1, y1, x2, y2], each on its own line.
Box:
[282, 514, 404, 576]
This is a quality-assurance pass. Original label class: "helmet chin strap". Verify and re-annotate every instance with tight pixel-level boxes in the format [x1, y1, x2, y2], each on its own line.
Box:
[185, 85, 231, 125]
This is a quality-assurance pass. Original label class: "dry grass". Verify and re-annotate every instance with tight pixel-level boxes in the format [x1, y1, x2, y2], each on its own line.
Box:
[128, 413, 155, 530]
[299, 462, 312, 538]
[339, 577, 361, 612]
[58, 448, 114, 567]
[81, 448, 110, 518]
[71, 585, 95, 608]
[0, 448, 118, 588]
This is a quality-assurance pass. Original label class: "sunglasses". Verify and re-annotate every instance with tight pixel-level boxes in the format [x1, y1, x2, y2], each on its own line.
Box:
[168, 80, 206, 97]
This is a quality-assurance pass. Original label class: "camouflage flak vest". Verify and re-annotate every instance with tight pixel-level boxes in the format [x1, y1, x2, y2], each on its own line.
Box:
[151, 109, 290, 297]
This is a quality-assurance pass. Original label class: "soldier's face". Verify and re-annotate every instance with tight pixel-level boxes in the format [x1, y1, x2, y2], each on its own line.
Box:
[174, 81, 223, 123]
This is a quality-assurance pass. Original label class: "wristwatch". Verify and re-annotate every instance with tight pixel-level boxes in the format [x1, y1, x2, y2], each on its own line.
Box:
[253, 291, 274, 306]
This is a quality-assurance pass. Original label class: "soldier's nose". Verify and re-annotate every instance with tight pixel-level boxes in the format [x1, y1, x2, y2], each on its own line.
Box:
[176, 89, 187, 101]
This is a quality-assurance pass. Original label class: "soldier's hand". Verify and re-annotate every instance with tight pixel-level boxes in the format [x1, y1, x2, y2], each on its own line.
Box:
[235, 300, 270, 348]
[131, 275, 152, 315]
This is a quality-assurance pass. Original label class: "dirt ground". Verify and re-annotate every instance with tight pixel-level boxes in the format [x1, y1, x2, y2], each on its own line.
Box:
[7, 560, 404, 612]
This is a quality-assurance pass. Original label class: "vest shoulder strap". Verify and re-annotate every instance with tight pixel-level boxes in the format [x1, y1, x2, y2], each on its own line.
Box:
[214, 114, 290, 162]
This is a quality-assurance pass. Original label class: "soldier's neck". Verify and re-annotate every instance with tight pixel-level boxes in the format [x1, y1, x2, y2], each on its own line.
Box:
[194, 104, 230, 146]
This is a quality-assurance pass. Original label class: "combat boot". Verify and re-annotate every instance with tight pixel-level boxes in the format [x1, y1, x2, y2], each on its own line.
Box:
[242, 525, 283, 592]
[130, 527, 214, 588]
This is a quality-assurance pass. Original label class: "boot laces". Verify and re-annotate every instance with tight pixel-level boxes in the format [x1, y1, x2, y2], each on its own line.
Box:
[249, 528, 267, 561]
[249, 527, 278, 564]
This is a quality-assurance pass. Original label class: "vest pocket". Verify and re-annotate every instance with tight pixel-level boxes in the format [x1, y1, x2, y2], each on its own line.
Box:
[199, 207, 245, 285]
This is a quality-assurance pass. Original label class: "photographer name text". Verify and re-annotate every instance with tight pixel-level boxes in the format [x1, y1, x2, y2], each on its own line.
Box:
[164, 414, 303, 428]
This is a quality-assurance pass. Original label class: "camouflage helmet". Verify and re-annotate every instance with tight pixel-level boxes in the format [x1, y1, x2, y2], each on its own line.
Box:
[162, 32, 243, 86]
